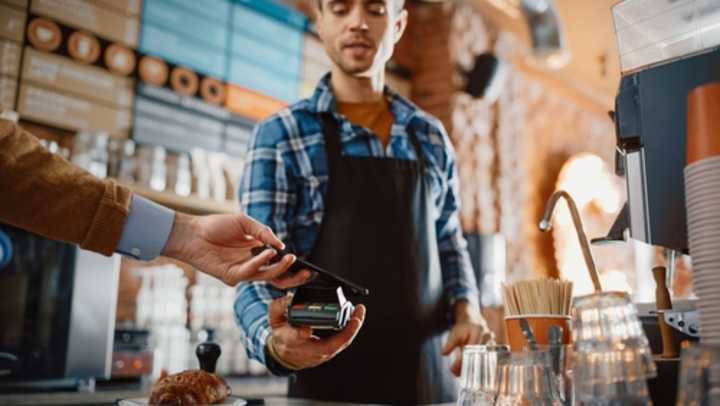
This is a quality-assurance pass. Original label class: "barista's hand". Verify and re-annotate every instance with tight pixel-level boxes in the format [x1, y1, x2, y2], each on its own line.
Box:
[442, 300, 495, 376]
[266, 295, 366, 370]
[162, 212, 312, 288]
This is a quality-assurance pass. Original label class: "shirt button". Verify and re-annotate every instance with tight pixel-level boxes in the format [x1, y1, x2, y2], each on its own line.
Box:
[131, 248, 141, 257]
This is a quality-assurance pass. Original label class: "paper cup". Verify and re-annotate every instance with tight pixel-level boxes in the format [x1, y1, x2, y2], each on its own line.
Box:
[504, 315, 571, 352]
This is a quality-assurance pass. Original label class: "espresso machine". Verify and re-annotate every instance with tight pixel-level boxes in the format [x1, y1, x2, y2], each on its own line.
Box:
[607, 0, 720, 251]
[600, 0, 720, 317]
[0, 224, 121, 392]
[597, 0, 720, 402]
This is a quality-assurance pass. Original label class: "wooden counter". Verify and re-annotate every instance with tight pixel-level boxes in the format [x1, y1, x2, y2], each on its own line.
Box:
[0, 377, 454, 405]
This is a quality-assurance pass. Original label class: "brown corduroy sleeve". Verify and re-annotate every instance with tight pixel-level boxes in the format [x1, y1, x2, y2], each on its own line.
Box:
[0, 119, 133, 255]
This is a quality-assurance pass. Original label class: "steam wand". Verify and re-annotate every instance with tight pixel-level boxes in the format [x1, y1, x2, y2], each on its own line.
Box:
[539, 190, 603, 293]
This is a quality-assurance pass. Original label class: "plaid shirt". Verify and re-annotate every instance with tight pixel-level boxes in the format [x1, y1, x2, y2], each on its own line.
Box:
[234, 74, 479, 373]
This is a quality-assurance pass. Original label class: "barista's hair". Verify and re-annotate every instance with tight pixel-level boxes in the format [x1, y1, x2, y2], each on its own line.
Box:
[316, 0, 406, 13]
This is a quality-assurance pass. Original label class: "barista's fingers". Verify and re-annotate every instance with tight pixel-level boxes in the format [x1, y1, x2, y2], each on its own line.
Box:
[450, 348, 463, 377]
[268, 295, 292, 329]
[442, 329, 461, 355]
[481, 331, 495, 344]
[463, 327, 477, 346]
[270, 269, 313, 289]
[279, 325, 314, 346]
[317, 305, 366, 356]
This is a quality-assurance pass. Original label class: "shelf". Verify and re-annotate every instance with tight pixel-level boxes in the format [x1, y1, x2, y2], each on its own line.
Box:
[129, 185, 239, 215]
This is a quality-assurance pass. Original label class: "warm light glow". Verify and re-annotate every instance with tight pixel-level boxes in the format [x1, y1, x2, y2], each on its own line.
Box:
[600, 269, 633, 294]
[552, 153, 631, 296]
[556, 154, 620, 212]
[487, 0, 521, 18]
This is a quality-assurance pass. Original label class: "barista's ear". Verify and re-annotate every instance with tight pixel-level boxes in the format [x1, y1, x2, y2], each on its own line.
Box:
[393, 9, 408, 44]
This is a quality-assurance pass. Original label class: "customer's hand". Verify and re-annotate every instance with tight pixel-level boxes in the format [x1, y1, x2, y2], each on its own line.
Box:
[442, 300, 495, 376]
[266, 295, 366, 370]
[162, 212, 312, 287]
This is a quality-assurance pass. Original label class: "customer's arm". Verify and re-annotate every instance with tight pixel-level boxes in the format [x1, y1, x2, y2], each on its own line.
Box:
[0, 119, 308, 287]
[0, 118, 132, 255]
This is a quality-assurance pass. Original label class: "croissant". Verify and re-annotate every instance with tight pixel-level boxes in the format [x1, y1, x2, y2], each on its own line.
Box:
[149, 369, 231, 405]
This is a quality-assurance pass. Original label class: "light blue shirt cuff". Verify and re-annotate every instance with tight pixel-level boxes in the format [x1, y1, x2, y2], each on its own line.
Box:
[116, 195, 175, 261]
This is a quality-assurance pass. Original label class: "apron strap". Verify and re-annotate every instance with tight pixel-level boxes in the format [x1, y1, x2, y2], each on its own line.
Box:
[320, 113, 343, 170]
[319, 112, 427, 171]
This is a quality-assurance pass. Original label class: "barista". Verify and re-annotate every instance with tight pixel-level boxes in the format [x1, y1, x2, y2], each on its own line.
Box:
[234, 0, 493, 404]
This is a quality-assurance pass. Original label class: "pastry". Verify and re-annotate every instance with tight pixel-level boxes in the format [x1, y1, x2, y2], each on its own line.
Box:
[149, 369, 231, 405]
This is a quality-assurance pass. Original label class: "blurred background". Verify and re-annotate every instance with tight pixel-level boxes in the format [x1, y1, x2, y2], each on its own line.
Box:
[0, 0, 697, 398]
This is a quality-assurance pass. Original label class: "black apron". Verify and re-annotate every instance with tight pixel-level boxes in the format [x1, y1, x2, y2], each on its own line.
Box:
[287, 114, 457, 405]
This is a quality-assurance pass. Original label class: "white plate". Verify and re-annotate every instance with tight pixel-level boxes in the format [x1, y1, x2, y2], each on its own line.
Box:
[118, 397, 247, 406]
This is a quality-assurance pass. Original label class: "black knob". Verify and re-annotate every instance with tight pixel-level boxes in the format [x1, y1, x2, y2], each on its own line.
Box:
[196, 342, 221, 373]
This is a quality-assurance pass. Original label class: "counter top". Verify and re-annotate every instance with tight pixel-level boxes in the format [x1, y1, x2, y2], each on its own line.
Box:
[0, 377, 453, 406]
[0, 377, 285, 406]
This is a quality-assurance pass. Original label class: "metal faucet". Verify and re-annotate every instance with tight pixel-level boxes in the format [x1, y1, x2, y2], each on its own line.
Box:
[539, 190, 603, 292]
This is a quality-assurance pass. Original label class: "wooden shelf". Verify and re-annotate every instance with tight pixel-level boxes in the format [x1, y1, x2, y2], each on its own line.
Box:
[129, 185, 239, 215]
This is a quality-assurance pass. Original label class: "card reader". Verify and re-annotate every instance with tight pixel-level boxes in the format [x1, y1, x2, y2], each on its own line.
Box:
[251, 245, 370, 333]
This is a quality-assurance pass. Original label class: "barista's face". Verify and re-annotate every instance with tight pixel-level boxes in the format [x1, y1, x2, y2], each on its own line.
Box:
[316, 0, 407, 77]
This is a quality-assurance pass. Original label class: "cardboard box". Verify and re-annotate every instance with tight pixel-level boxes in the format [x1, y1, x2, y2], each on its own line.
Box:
[31, 0, 139, 47]
[17, 82, 132, 136]
[234, 0, 307, 31]
[225, 137, 249, 157]
[137, 83, 230, 122]
[0, 75, 17, 110]
[22, 47, 134, 108]
[0, 4, 25, 43]
[143, 0, 228, 49]
[0, 39, 21, 77]
[228, 56, 298, 102]
[158, 0, 230, 25]
[225, 83, 286, 121]
[232, 4, 303, 54]
[139, 23, 226, 79]
[134, 95, 225, 136]
[230, 31, 301, 78]
[133, 96, 224, 152]
[95, 0, 142, 16]
[0, 0, 28, 10]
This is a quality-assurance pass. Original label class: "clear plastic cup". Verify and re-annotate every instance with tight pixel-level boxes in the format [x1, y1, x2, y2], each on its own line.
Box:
[523, 344, 573, 406]
[572, 292, 656, 380]
[493, 351, 563, 406]
[571, 292, 656, 405]
[676, 344, 720, 406]
[457, 345, 509, 406]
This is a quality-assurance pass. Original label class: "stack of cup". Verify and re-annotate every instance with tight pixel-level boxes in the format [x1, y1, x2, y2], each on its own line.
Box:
[571, 292, 656, 405]
[685, 81, 720, 344]
[493, 351, 564, 406]
[457, 345, 510, 406]
[675, 344, 720, 405]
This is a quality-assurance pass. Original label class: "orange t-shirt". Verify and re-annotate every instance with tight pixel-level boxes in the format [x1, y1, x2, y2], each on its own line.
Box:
[336, 98, 394, 147]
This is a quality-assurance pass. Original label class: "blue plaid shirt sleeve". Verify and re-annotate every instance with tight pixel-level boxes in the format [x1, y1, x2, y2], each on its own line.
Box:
[433, 122, 480, 308]
[235, 117, 296, 375]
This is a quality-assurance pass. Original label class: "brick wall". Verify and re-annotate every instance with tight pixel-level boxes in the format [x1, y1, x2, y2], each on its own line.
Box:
[396, 2, 616, 281]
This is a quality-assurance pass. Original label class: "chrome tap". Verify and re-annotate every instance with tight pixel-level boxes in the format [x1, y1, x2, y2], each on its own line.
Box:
[539, 190, 602, 292]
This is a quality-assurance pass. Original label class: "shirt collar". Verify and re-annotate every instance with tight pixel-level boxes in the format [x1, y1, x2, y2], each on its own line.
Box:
[309, 73, 419, 129]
